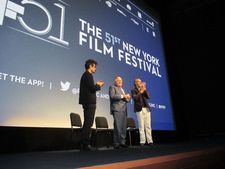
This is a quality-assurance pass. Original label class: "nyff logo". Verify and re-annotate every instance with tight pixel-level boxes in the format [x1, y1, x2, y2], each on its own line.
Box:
[0, 0, 69, 48]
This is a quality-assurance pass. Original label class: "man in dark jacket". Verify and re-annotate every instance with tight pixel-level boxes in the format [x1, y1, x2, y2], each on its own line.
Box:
[79, 59, 104, 151]
[131, 78, 153, 146]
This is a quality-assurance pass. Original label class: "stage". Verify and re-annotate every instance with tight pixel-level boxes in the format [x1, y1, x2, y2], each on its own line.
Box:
[0, 135, 225, 169]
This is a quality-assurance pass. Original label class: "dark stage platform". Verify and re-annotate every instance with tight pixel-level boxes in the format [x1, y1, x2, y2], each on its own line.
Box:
[0, 136, 225, 169]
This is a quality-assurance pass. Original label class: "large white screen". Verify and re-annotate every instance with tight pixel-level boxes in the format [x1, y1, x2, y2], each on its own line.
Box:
[0, 0, 175, 130]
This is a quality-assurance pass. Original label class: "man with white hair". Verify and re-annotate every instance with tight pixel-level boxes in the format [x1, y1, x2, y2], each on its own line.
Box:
[109, 76, 130, 149]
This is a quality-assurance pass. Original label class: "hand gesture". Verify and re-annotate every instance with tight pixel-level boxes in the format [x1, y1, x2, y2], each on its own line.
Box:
[124, 93, 131, 101]
[140, 83, 146, 93]
[96, 80, 104, 87]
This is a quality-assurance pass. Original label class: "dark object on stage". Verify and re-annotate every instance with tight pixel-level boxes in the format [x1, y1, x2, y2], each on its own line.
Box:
[70, 112, 82, 129]
[127, 117, 136, 146]
[94, 116, 112, 149]
[70, 112, 82, 142]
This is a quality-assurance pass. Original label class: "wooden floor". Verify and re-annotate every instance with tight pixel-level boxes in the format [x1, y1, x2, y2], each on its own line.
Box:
[0, 136, 225, 169]
[80, 147, 225, 169]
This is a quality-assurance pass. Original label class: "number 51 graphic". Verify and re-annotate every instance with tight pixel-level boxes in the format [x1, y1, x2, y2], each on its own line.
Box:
[0, 0, 69, 46]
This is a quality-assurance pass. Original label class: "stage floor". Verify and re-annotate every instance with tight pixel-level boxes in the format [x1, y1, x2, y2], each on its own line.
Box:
[0, 135, 225, 169]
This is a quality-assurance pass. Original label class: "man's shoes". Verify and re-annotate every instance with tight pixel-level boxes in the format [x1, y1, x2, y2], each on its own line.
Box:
[80, 144, 93, 151]
[120, 144, 128, 148]
[113, 144, 128, 149]
[147, 143, 154, 146]
[139, 143, 153, 147]
[113, 145, 121, 149]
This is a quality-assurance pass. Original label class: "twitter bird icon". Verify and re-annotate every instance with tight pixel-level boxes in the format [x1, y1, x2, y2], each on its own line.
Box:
[60, 81, 71, 91]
